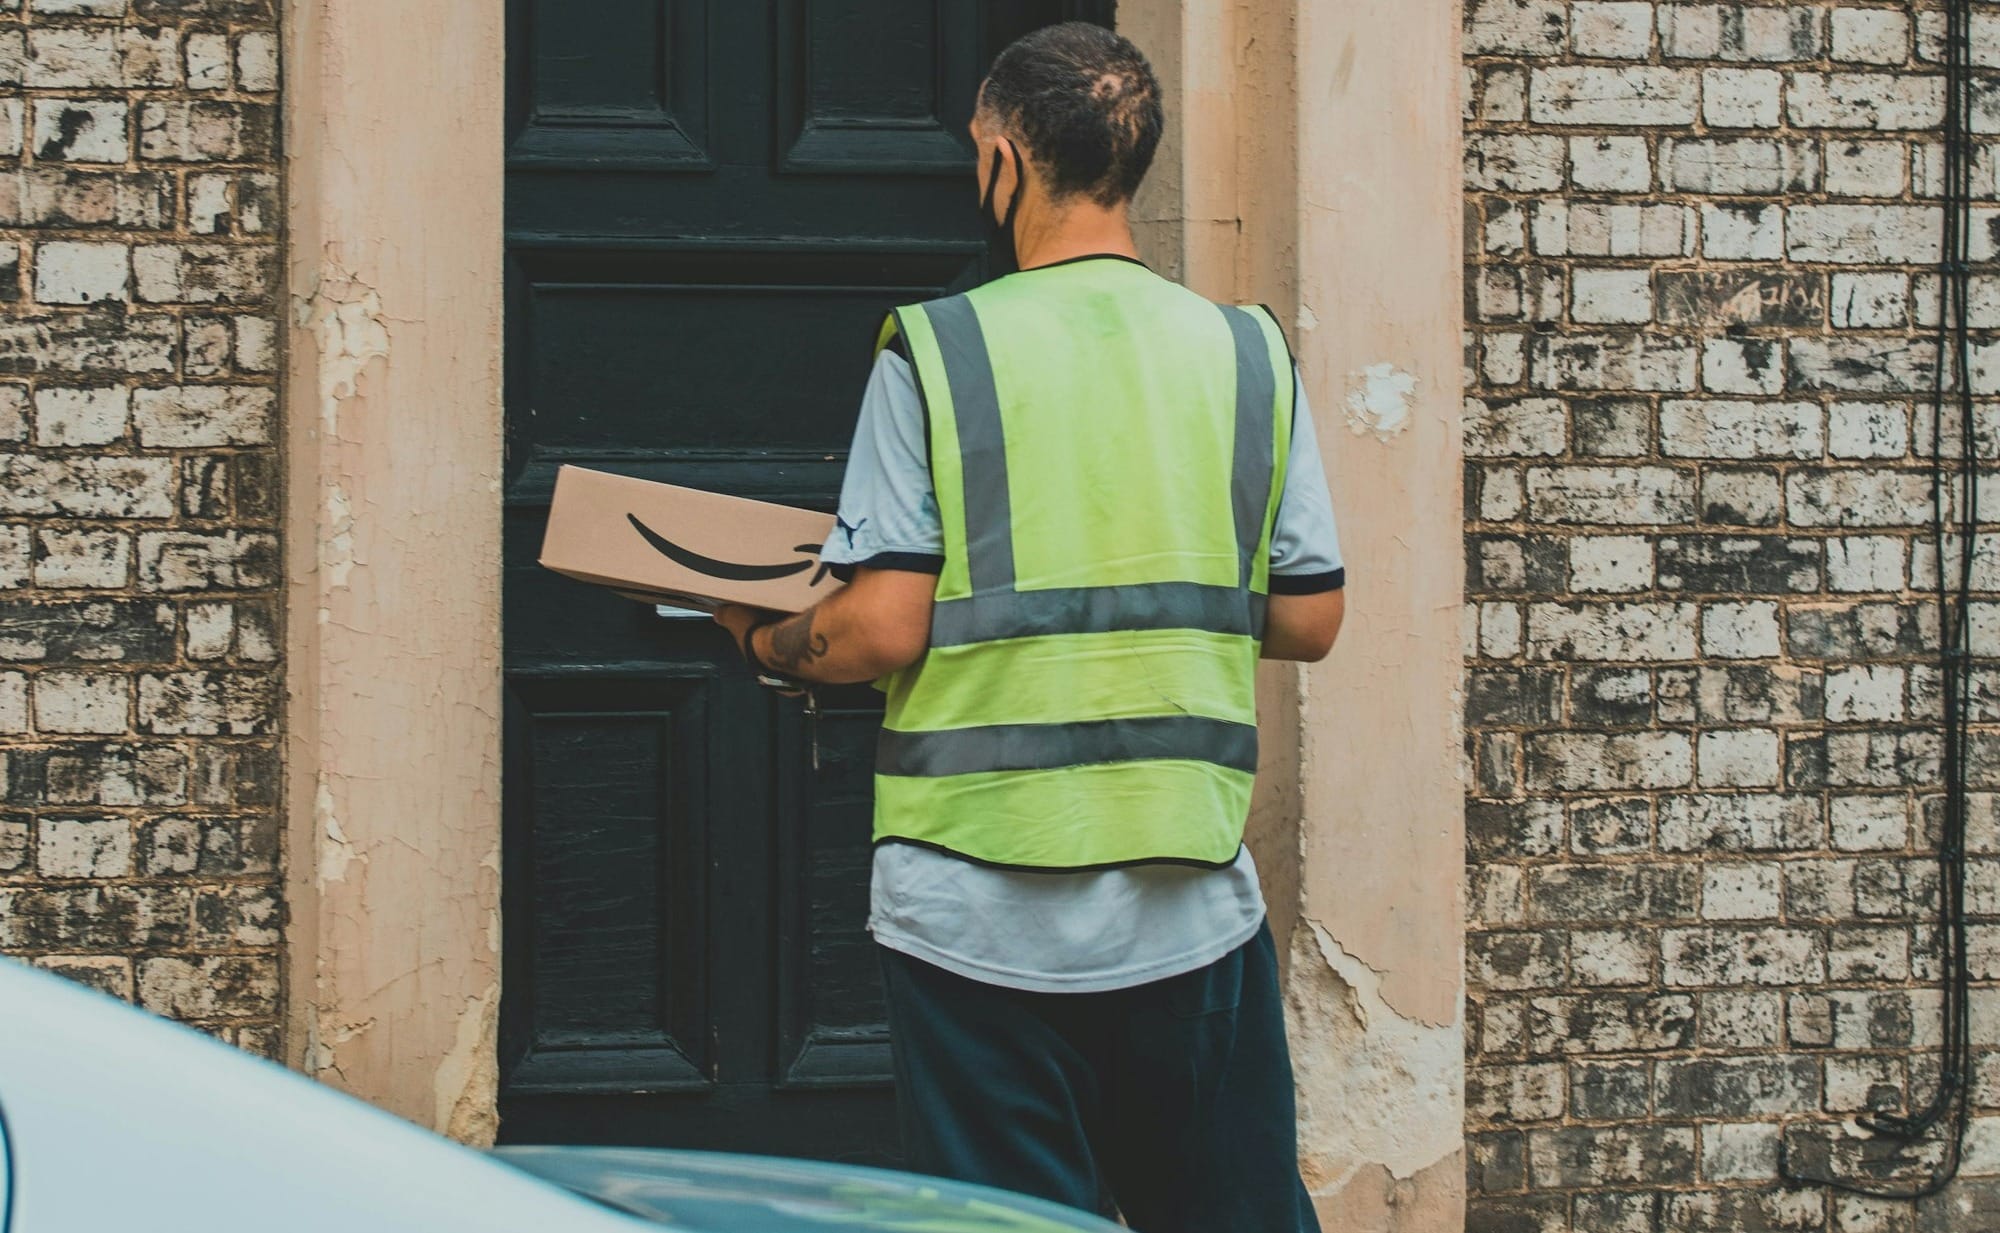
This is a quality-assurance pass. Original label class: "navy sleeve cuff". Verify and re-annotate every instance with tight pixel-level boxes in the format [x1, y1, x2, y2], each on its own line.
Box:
[827, 551, 946, 583]
[1269, 568, 1345, 595]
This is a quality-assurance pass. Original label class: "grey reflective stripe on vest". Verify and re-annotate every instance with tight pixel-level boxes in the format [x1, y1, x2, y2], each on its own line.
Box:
[929, 582, 1268, 648]
[1218, 304, 1278, 588]
[922, 295, 1014, 595]
[878, 715, 1259, 777]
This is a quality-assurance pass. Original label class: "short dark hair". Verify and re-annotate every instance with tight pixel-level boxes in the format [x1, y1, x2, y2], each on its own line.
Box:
[979, 22, 1164, 208]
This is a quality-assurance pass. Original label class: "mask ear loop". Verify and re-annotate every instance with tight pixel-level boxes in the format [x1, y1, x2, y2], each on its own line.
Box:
[1000, 144, 1026, 233]
[980, 142, 1027, 235]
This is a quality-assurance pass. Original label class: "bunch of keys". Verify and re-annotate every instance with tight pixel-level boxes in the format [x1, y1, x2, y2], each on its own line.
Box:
[755, 672, 821, 770]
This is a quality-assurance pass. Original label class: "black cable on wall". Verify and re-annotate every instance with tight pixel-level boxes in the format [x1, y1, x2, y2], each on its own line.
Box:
[1780, 0, 1980, 1200]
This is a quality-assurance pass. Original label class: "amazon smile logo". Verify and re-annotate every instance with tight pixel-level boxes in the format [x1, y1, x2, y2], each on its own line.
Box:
[628, 513, 834, 587]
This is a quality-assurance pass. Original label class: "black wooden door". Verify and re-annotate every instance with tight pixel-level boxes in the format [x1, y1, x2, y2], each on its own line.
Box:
[500, 2, 1113, 1163]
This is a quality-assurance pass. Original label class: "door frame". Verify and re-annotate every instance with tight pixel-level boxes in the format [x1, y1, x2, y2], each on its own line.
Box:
[282, 4, 1467, 1228]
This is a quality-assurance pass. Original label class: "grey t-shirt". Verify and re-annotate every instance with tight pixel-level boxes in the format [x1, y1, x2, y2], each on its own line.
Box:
[823, 344, 1344, 994]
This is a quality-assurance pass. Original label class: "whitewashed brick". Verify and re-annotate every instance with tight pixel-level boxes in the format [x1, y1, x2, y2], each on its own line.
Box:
[1483, 332, 1528, 386]
[1790, 337, 1936, 395]
[0, 456, 174, 518]
[1701, 339, 1786, 396]
[236, 32, 278, 94]
[1788, 73, 1946, 129]
[234, 316, 277, 373]
[34, 671, 128, 734]
[132, 386, 273, 448]
[1665, 5, 1823, 61]
[185, 602, 233, 660]
[1702, 861, 1784, 917]
[33, 241, 128, 304]
[1481, 602, 1524, 659]
[1570, 535, 1655, 593]
[1702, 203, 1784, 260]
[1529, 465, 1697, 524]
[1479, 65, 1528, 123]
[1703, 1123, 1781, 1183]
[0, 671, 25, 732]
[31, 99, 127, 163]
[187, 174, 229, 235]
[1466, 134, 1566, 192]
[33, 387, 128, 447]
[118, 27, 178, 88]
[1534, 202, 1696, 258]
[33, 0, 128, 12]
[0, 99, 21, 160]
[137, 531, 277, 592]
[1572, 268, 1653, 324]
[1659, 4, 1725, 59]
[1830, 8, 1911, 65]
[1528, 731, 1695, 790]
[1532, 333, 1698, 392]
[1698, 730, 1782, 789]
[26, 28, 119, 88]
[1571, 928, 1652, 985]
[1660, 400, 1822, 459]
[1702, 602, 1781, 658]
[1702, 68, 1783, 128]
[1528, 602, 1700, 661]
[1662, 137, 1816, 194]
[1788, 205, 1942, 264]
[1479, 467, 1526, 522]
[1569, 136, 1652, 192]
[37, 816, 131, 878]
[1571, 2, 1654, 58]
[0, 387, 24, 444]
[1787, 469, 1933, 527]
[1468, 0, 1568, 55]
[1825, 536, 1905, 593]
[34, 529, 130, 588]
[132, 244, 275, 305]
[1830, 795, 1909, 850]
[185, 32, 228, 91]
[137, 671, 273, 736]
[1532, 66, 1701, 126]
[1824, 139, 1909, 197]
[0, 525, 25, 589]
[1828, 403, 1909, 459]
[1831, 273, 1908, 329]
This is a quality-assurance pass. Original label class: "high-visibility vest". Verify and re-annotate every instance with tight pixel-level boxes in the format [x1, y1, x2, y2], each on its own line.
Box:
[872, 256, 1293, 871]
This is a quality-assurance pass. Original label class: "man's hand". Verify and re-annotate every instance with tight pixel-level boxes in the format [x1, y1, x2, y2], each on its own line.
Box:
[713, 567, 935, 686]
[712, 603, 777, 661]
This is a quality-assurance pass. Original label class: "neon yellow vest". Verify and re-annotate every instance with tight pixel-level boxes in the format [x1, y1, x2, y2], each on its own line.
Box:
[873, 257, 1293, 871]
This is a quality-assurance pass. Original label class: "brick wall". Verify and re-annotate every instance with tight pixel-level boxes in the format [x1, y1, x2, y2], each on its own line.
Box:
[1464, 2, 2000, 1228]
[0, 0, 281, 1052]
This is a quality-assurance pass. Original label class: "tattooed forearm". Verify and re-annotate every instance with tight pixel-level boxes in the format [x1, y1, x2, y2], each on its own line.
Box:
[764, 610, 831, 674]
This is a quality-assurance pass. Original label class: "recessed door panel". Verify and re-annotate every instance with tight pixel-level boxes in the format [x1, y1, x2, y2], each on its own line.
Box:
[502, 0, 1116, 1164]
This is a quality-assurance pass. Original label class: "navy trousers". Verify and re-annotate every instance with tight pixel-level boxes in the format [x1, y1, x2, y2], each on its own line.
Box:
[878, 921, 1321, 1233]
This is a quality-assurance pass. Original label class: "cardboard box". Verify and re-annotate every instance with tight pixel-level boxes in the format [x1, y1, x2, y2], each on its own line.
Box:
[539, 465, 842, 614]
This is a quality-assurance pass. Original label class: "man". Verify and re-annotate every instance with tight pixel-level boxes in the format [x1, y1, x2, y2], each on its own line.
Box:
[716, 22, 1342, 1233]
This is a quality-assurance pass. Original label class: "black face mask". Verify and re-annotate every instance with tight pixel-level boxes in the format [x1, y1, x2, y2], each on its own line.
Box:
[979, 144, 1026, 276]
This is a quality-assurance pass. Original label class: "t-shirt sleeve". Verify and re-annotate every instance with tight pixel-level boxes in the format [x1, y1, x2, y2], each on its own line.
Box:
[820, 350, 945, 580]
[1268, 368, 1346, 593]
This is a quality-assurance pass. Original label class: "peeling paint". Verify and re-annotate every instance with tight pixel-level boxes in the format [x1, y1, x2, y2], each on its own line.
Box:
[1287, 921, 1462, 1193]
[324, 483, 356, 591]
[304, 1010, 374, 1081]
[315, 774, 363, 888]
[293, 264, 391, 439]
[436, 984, 500, 1146]
[1344, 362, 1419, 441]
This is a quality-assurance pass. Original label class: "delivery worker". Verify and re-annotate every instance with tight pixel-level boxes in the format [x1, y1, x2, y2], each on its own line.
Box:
[715, 22, 1343, 1233]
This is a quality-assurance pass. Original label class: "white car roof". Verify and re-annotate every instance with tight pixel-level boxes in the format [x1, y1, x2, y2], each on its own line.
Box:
[0, 958, 639, 1233]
